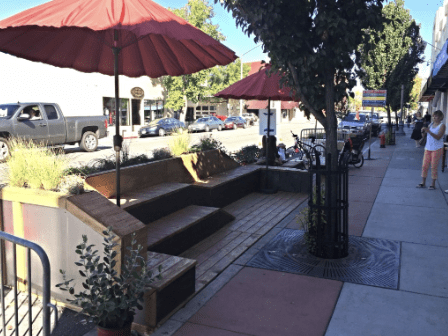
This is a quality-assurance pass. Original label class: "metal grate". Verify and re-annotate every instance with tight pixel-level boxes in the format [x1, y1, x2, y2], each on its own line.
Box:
[246, 229, 400, 289]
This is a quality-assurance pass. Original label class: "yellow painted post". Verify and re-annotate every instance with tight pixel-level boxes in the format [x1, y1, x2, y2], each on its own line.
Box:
[11, 201, 27, 291]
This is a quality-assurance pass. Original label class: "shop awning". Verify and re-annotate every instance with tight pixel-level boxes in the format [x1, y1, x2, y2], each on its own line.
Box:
[246, 100, 299, 110]
[246, 100, 268, 109]
[420, 38, 448, 100]
[281, 101, 299, 109]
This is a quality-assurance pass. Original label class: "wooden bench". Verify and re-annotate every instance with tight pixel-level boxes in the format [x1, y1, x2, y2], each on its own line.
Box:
[144, 252, 196, 328]
[190, 165, 262, 207]
[146, 205, 235, 256]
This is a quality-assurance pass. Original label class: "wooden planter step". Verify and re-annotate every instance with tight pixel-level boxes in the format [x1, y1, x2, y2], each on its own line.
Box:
[147, 205, 235, 256]
[145, 252, 196, 328]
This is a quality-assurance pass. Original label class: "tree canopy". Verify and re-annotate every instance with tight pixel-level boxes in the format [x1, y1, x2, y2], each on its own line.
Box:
[217, 0, 383, 160]
[163, 0, 250, 117]
[358, 0, 425, 118]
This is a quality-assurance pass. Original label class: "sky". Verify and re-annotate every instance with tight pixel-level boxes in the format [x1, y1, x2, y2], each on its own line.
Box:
[0, 0, 445, 78]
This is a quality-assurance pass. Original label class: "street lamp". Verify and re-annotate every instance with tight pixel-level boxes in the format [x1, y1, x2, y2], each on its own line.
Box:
[239, 44, 262, 116]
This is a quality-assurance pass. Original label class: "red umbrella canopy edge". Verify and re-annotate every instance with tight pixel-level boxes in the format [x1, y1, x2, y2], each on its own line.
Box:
[214, 64, 298, 102]
[0, 0, 237, 78]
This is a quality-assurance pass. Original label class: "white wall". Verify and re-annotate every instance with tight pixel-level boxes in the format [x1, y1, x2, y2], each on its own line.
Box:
[0, 52, 164, 120]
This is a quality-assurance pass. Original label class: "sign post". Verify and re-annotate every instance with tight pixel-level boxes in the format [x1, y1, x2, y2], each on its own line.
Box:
[362, 90, 387, 160]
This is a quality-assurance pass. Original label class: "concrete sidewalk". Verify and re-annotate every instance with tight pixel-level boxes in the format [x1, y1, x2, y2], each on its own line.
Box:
[152, 126, 448, 336]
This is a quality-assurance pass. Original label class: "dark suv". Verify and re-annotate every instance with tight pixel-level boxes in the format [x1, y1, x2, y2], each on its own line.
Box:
[359, 112, 382, 136]
[339, 113, 371, 136]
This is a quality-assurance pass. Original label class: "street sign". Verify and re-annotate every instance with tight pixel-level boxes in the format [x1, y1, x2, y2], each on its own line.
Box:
[362, 90, 387, 107]
[259, 109, 277, 136]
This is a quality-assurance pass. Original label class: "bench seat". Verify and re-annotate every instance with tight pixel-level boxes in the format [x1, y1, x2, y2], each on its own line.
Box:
[147, 205, 235, 256]
[121, 183, 193, 224]
[191, 165, 262, 207]
[109, 182, 191, 209]
[192, 165, 262, 188]
[145, 252, 196, 328]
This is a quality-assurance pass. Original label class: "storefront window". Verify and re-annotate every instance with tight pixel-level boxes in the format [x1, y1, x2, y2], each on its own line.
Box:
[144, 99, 164, 122]
[103, 97, 129, 126]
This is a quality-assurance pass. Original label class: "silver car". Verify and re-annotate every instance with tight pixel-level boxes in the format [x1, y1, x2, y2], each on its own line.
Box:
[188, 116, 224, 133]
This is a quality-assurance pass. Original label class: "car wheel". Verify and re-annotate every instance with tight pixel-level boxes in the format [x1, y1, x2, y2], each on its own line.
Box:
[0, 137, 10, 162]
[159, 128, 165, 136]
[218, 125, 222, 131]
[205, 125, 210, 132]
[80, 131, 98, 152]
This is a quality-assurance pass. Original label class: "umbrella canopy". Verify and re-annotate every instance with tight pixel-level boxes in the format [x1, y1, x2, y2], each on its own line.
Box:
[214, 64, 297, 101]
[0, 0, 237, 209]
[215, 64, 299, 192]
[0, 0, 236, 77]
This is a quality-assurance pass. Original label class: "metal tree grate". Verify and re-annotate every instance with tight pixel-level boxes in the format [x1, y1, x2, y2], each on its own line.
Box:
[246, 229, 400, 289]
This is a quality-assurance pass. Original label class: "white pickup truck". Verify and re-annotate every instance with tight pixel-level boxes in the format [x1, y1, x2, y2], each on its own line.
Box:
[0, 102, 108, 161]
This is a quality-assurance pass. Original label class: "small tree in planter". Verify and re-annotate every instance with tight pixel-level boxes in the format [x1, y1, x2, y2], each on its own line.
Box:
[56, 227, 161, 335]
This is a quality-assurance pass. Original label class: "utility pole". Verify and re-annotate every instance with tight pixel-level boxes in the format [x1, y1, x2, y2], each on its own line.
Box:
[239, 44, 262, 116]
[397, 84, 405, 135]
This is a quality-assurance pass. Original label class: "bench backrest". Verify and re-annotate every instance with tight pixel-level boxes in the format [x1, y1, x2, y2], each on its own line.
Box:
[85, 150, 240, 198]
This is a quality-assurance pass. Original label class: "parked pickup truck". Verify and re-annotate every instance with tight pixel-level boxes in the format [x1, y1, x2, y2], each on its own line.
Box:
[0, 102, 108, 161]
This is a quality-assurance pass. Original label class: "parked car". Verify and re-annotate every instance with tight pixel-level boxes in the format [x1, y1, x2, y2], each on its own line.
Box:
[242, 112, 258, 125]
[338, 113, 371, 135]
[358, 111, 383, 136]
[223, 116, 248, 130]
[215, 115, 227, 122]
[138, 117, 185, 137]
[188, 116, 224, 133]
[0, 102, 108, 161]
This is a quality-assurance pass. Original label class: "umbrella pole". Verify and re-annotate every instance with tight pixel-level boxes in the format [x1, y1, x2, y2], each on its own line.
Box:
[265, 98, 270, 176]
[113, 31, 123, 207]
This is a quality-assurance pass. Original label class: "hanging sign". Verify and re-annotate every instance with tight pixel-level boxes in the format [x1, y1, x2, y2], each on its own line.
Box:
[131, 87, 144, 99]
[259, 109, 277, 136]
[362, 90, 387, 107]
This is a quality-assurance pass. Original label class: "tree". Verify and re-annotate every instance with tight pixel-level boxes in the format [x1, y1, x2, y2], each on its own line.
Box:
[409, 76, 423, 111]
[162, 0, 249, 120]
[358, 0, 425, 125]
[218, 0, 383, 259]
[217, 0, 383, 167]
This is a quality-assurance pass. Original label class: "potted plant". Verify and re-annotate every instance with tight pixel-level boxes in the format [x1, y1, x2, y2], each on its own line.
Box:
[56, 227, 161, 336]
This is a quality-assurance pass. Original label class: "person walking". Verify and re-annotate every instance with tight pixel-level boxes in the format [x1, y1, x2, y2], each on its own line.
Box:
[410, 112, 424, 147]
[416, 110, 446, 190]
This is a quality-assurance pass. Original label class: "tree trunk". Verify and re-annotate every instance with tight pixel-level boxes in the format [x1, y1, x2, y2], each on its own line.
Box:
[324, 73, 338, 170]
[386, 105, 392, 130]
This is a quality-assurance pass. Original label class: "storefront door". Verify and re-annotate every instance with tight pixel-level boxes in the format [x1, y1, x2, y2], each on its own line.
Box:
[132, 99, 141, 127]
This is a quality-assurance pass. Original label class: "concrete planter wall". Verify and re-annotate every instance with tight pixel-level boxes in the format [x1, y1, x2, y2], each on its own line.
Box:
[0, 186, 146, 304]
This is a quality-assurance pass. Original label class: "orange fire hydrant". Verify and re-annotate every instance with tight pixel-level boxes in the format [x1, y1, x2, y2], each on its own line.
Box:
[379, 132, 386, 148]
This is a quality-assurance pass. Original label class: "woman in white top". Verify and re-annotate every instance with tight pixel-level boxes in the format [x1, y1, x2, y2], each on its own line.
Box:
[416, 110, 446, 190]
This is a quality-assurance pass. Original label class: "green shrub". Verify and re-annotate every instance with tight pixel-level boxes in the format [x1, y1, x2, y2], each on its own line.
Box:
[168, 131, 191, 156]
[7, 138, 68, 191]
[232, 145, 260, 164]
[152, 148, 172, 160]
[190, 135, 226, 153]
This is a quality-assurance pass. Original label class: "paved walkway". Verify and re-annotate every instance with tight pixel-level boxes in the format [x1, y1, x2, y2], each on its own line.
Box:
[151, 126, 448, 336]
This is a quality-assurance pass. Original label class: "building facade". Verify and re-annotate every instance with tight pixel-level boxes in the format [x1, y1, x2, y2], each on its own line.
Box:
[0, 52, 166, 135]
[420, 0, 448, 133]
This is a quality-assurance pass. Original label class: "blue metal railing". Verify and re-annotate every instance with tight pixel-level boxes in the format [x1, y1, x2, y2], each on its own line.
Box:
[0, 231, 56, 336]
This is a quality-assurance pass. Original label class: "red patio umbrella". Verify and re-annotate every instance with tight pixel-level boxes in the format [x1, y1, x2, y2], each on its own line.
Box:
[0, 0, 237, 209]
[215, 64, 299, 191]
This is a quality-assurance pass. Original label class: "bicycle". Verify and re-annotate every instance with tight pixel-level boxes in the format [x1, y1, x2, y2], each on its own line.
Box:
[339, 135, 366, 168]
[285, 131, 326, 169]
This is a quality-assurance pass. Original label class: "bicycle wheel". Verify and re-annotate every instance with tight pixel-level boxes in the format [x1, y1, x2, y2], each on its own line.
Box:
[312, 144, 326, 165]
[302, 151, 312, 170]
[353, 153, 364, 168]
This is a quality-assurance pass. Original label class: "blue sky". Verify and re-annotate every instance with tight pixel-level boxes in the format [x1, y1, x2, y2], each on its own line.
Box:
[0, 0, 444, 77]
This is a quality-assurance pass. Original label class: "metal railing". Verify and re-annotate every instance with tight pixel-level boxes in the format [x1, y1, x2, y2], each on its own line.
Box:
[0, 231, 56, 336]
